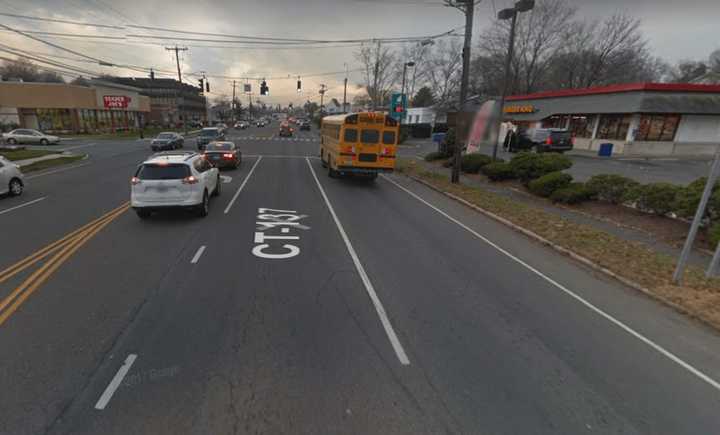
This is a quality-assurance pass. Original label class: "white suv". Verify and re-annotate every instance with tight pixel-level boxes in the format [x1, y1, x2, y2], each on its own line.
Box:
[131, 151, 220, 219]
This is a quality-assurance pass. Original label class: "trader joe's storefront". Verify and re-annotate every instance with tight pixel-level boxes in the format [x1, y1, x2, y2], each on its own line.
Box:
[503, 83, 720, 156]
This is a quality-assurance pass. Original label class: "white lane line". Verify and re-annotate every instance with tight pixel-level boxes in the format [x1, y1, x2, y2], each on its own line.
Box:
[306, 158, 410, 366]
[0, 196, 47, 216]
[61, 142, 97, 151]
[224, 156, 262, 214]
[382, 174, 720, 392]
[191, 245, 206, 264]
[26, 162, 91, 179]
[94, 354, 137, 410]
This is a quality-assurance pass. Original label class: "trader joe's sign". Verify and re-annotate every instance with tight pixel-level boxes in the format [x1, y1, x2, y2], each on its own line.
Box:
[103, 95, 131, 109]
[503, 104, 536, 114]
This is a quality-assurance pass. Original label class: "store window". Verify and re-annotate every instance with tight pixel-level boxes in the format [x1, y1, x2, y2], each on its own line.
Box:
[596, 114, 632, 140]
[636, 114, 680, 142]
[568, 115, 596, 138]
[542, 115, 569, 129]
[36, 109, 73, 132]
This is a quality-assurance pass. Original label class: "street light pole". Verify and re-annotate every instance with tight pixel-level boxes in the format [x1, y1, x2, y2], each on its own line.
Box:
[492, 0, 534, 161]
[400, 61, 415, 125]
[451, 0, 475, 184]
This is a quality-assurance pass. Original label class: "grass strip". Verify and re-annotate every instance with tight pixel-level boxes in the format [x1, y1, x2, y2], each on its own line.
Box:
[0, 149, 61, 161]
[20, 155, 85, 173]
[397, 159, 720, 330]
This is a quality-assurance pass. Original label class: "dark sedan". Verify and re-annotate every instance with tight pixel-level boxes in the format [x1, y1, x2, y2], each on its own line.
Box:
[203, 141, 242, 169]
[150, 132, 184, 151]
[196, 127, 225, 150]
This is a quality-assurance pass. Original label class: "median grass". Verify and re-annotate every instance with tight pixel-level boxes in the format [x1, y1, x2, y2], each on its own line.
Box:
[20, 155, 85, 172]
[0, 149, 61, 161]
[396, 159, 720, 330]
[60, 127, 199, 140]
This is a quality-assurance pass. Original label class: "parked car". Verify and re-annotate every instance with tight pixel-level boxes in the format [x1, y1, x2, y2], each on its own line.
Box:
[2, 129, 60, 145]
[279, 122, 293, 137]
[203, 141, 242, 169]
[299, 121, 311, 131]
[0, 155, 24, 197]
[527, 128, 574, 153]
[216, 123, 228, 133]
[131, 151, 220, 219]
[256, 120, 266, 127]
[196, 127, 225, 150]
[150, 132, 184, 151]
[234, 121, 249, 129]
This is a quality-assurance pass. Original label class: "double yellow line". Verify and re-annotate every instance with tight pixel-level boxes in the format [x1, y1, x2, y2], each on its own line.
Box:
[0, 202, 130, 326]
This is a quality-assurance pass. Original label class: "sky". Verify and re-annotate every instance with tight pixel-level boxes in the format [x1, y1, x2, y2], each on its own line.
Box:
[1, 0, 719, 106]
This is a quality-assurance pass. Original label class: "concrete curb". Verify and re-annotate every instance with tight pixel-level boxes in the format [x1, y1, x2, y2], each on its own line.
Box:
[401, 172, 716, 329]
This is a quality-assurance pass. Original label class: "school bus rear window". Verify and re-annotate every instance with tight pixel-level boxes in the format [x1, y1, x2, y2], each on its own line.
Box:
[382, 131, 396, 145]
[344, 128, 358, 142]
[361, 129, 379, 144]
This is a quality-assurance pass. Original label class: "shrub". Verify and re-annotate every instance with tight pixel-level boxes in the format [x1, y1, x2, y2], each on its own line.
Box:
[528, 171, 573, 197]
[627, 182, 682, 215]
[460, 153, 493, 174]
[551, 182, 594, 204]
[585, 174, 639, 204]
[675, 177, 720, 220]
[424, 151, 447, 162]
[709, 222, 720, 247]
[482, 162, 515, 181]
[508, 152, 572, 184]
[399, 126, 410, 144]
[440, 128, 457, 155]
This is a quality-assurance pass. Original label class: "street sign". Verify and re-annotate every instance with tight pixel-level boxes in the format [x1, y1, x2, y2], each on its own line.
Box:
[390, 93, 407, 121]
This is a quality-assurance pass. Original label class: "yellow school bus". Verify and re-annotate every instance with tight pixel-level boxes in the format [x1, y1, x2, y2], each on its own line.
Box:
[319, 112, 399, 179]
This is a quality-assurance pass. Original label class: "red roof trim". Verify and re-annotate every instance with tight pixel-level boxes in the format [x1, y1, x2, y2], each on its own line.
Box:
[506, 83, 720, 101]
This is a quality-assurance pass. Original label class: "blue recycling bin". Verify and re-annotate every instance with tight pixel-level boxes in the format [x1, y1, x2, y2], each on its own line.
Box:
[598, 142, 614, 157]
[432, 132, 446, 144]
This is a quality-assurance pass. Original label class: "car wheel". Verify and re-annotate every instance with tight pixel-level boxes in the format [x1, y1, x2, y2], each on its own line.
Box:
[212, 176, 221, 197]
[40, 139, 49, 145]
[328, 157, 338, 178]
[136, 209, 151, 219]
[7, 138, 17, 145]
[198, 191, 209, 217]
[8, 178, 23, 196]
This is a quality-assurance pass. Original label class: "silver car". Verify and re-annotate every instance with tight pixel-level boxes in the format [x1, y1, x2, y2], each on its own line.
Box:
[2, 129, 60, 145]
[0, 156, 25, 196]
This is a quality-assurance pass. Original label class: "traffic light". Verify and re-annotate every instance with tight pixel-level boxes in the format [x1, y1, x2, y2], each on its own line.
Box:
[198, 78, 204, 91]
[150, 69, 155, 80]
[260, 80, 269, 96]
[206, 80, 209, 92]
[297, 79, 302, 93]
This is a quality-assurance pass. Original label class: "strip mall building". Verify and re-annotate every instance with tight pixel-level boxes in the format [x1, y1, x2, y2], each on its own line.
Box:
[502, 83, 720, 156]
[0, 79, 150, 134]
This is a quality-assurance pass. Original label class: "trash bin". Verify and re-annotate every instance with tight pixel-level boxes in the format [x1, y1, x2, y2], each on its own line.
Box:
[598, 142, 614, 157]
[432, 132, 446, 144]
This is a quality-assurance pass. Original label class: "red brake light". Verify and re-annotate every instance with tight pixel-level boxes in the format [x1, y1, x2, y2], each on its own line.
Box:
[545, 137, 552, 145]
[131, 176, 141, 185]
[182, 175, 199, 184]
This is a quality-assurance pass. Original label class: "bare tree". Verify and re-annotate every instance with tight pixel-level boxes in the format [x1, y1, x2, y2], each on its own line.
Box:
[421, 39, 463, 109]
[355, 42, 397, 108]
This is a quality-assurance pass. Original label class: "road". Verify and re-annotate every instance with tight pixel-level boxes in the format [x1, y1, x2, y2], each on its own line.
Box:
[405, 139, 710, 185]
[2, 121, 720, 434]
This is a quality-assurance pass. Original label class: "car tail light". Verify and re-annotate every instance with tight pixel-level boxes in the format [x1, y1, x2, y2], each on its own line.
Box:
[131, 176, 141, 185]
[223, 153, 234, 158]
[182, 175, 199, 184]
[545, 137, 552, 145]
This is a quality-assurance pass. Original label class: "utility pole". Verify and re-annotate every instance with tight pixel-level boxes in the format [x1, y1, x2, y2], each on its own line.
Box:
[231, 80, 237, 122]
[165, 46, 188, 83]
[343, 63, 348, 114]
[451, 0, 475, 184]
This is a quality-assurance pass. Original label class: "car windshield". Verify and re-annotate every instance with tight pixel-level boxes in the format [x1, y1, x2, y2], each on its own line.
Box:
[135, 163, 190, 180]
[156, 133, 175, 139]
[200, 130, 219, 137]
[206, 143, 233, 151]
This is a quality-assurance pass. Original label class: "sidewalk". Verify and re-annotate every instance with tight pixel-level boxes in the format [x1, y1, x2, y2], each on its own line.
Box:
[411, 158, 712, 268]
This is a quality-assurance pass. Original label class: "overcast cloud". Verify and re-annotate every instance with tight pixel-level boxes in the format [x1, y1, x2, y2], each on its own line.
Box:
[1, 0, 719, 105]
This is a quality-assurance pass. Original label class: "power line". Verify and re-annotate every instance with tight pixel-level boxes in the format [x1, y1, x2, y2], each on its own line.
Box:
[0, 11, 124, 29]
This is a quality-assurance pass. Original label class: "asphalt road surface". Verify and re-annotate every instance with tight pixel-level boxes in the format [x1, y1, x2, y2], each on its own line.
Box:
[2, 121, 720, 434]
